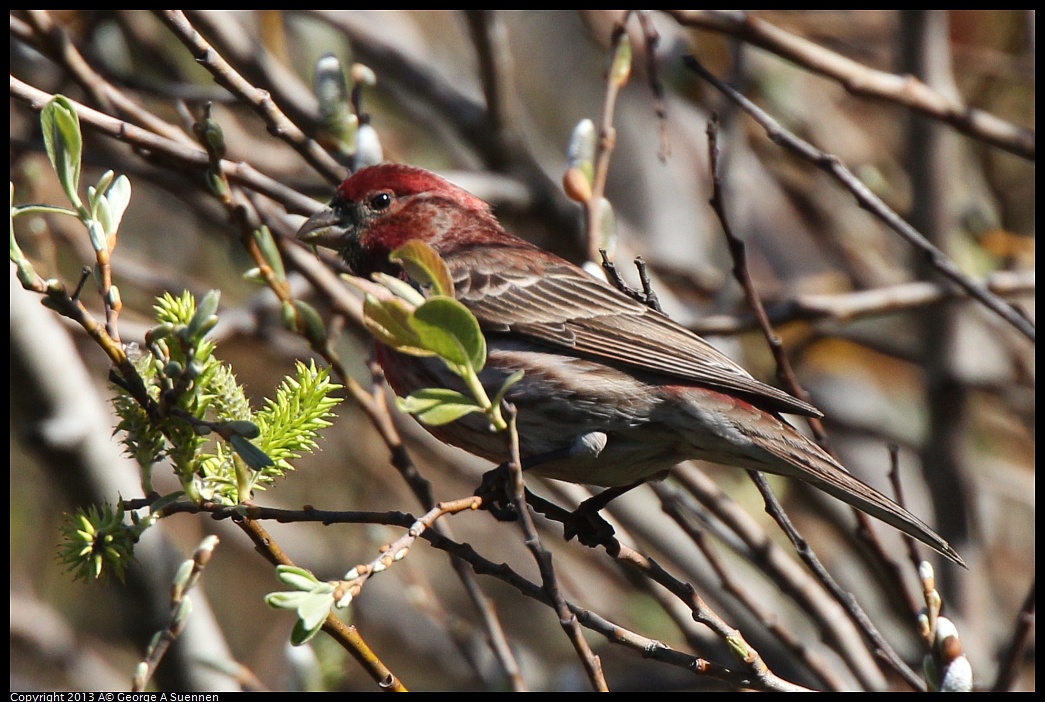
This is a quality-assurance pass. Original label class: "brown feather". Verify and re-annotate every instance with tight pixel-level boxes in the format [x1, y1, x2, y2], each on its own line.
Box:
[447, 245, 821, 417]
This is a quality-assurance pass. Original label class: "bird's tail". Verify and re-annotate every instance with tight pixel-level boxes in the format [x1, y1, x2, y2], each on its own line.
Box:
[757, 425, 965, 568]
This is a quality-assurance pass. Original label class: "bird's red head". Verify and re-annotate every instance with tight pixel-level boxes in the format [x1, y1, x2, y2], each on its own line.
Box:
[298, 163, 499, 278]
[333, 163, 489, 211]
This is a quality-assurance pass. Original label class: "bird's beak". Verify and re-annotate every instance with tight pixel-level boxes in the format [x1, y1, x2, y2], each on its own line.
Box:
[296, 208, 351, 250]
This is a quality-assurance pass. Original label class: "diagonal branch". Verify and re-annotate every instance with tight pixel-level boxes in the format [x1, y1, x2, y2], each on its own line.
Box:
[684, 55, 1034, 344]
[666, 10, 1034, 160]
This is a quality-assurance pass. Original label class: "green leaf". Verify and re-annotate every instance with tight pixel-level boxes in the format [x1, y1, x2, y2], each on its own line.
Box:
[276, 564, 321, 589]
[267, 566, 335, 646]
[264, 590, 309, 610]
[370, 272, 425, 306]
[296, 590, 334, 631]
[229, 435, 274, 470]
[397, 388, 485, 426]
[409, 297, 486, 372]
[266, 588, 333, 645]
[253, 226, 285, 281]
[186, 289, 220, 341]
[390, 240, 454, 297]
[86, 220, 107, 253]
[290, 612, 326, 646]
[94, 170, 115, 198]
[224, 420, 261, 439]
[362, 295, 432, 356]
[93, 195, 114, 242]
[41, 96, 83, 207]
[103, 175, 131, 237]
[148, 491, 186, 514]
[293, 300, 327, 347]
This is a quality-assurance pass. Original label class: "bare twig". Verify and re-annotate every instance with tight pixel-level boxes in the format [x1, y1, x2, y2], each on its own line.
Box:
[464, 10, 520, 171]
[901, 11, 973, 589]
[610, 541, 810, 691]
[666, 10, 1034, 160]
[156, 10, 346, 185]
[991, 580, 1036, 692]
[14, 11, 193, 145]
[689, 271, 1034, 335]
[236, 518, 408, 691]
[584, 10, 632, 263]
[182, 10, 323, 131]
[10, 76, 321, 215]
[132, 537, 220, 691]
[634, 10, 671, 160]
[745, 470, 925, 690]
[886, 445, 929, 613]
[704, 116, 925, 689]
[501, 406, 608, 691]
[704, 115, 815, 411]
[655, 484, 848, 690]
[684, 55, 1035, 344]
[164, 498, 808, 691]
[666, 468, 892, 689]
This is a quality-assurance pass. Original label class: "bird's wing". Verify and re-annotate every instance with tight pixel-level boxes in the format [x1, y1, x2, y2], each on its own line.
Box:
[446, 243, 821, 417]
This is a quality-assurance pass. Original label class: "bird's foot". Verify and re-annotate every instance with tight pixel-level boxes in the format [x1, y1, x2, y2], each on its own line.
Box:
[474, 465, 518, 521]
[560, 505, 617, 548]
[475, 465, 623, 549]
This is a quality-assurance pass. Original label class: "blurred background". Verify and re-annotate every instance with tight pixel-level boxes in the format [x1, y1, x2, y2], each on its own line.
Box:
[10, 10, 1034, 691]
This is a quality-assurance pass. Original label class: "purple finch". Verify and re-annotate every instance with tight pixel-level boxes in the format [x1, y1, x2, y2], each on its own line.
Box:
[298, 163, 963, 566]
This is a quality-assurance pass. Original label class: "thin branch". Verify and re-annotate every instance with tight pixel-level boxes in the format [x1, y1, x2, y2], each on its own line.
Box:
[156, 10, 346, 185]
[132, 537, 219, 691]
[688, 271, 1034, 335]
[501, 406, 608, 691]
[666, 468, 892, 689]
[584, 10, 632, 263]
[464, 10, 519, 171]
[746, 470, 925, 690]
[609, 541, 810, 691]
[14, 12, 192, 145]
[655, 484, 848, 691]
[162, 498, 808, 691]
[684, 54, 1034, 344]
[181, 10, 323, 131]
[705, 115, 816, 412]
[236, 518, 408, 691]
[10, 76, 320, 214]
[886, 446, 930, 613]
[991, 580, 1036, 692]
[901, 10, 973, 588]
[634, 10, 671, 160]
[704, 116, 925, 689]
[666, 10, 1034, 160]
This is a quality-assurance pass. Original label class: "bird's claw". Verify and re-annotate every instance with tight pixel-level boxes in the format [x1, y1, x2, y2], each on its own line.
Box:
[475, 465, 618, 549]
[562, 506, 617, 548]
[474, 466, 518, 521]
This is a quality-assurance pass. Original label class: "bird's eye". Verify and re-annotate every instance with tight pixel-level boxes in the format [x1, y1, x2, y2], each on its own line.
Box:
[368, 192, 393, 211]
